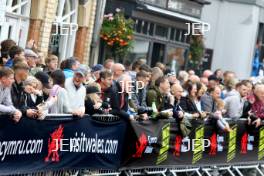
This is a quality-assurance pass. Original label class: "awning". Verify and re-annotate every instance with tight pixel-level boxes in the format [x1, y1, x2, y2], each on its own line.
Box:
[143, 4, 204, 23]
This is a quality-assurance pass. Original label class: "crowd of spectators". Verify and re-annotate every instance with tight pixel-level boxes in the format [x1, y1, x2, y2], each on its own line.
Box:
[0, 39, 264, 136]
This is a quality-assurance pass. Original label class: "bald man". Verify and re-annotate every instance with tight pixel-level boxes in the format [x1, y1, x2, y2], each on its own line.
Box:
[203, 69, 213, 78]
[111, 63, 125, 80]
[171, 84, 184, 119]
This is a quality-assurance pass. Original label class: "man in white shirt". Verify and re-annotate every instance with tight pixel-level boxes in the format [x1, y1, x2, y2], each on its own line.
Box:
[0, 67, 22, 122]
[224, 81, 248, 120]
[65, 67, 87, 117]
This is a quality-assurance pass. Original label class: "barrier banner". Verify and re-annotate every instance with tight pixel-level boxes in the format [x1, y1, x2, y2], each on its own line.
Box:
[0, 116, 126, 175]
[123, 119, 264, 168]
[0, 115, 264, 174]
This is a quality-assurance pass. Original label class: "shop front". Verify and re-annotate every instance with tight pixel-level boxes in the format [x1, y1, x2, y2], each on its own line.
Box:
[99, 0, 209, 71]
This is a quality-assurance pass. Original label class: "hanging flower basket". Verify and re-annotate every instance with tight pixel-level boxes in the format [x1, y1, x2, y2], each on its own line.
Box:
[100, 9, 135, 59]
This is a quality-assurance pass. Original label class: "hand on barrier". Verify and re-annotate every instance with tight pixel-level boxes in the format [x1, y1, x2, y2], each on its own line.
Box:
[13, 110, 22, 123]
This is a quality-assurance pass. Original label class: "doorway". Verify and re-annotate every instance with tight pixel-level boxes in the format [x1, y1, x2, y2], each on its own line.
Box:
[151, 42, 165, 67]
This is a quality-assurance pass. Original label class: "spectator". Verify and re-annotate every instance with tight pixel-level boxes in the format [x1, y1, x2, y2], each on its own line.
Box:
[35, 71, 52, 101]
[208, 74, 220, 89]
[155, 62, 166, 72]
[22, 76, 44, 111]
[97, 70, 114, 100]
[180, 81, 207, 119]
[146, 76, 173, 118]
[130, 71, 150, 119]
[103, 74, 134, 120]
[149, 67, 163, 87]
[171, 83, 191, 137]
[5, 46, 24, 68]
[130, 59, 144, 81]
[103, 58, 114, 71]
[164, 69, 179, 86]
[202, 69, 213, 78]
[201, 86, 221, 115]
[63, 57, 79, 79]
[0, 67, 22, 122]
[85, 86, 105, 115]
[222, 78, 237, 98]
[111, 63, 125, 80]
[65, 68, 87, 117]
[223, 71, 236, 86]
[48, 70, 72, 114]
[91, 64, 104, 81]
[248, 84, 264, 128]
[44, 54, 58, 75]
[224, 81, 248, 120]
[178, 70, 189, 85]
[24, 49, 43, 75]
[200, 77, 209, 86]
[0, 39, 16, 66]
[214, 69, 223, 83]
[189, 75, 200, 84]
[188, 70, 195, 76]
[11, 62, 39, 118]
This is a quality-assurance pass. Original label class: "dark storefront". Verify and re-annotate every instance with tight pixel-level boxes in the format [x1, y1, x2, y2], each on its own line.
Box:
[99, 0, 210, 71]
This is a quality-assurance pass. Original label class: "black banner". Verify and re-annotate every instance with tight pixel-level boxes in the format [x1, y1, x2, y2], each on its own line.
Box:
[0, 116, 126, 175]
[124, 119, 264, 169]
[0, 116, 264, 174]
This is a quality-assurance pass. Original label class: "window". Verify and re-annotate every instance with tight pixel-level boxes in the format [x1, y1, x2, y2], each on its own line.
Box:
[155, 25, 168, 38]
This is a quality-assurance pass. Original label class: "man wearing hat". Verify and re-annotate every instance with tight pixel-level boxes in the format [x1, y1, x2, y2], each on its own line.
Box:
[65, 66, 87, 117]
[91, 64, 104, 81]
[24, 49, 43, 75]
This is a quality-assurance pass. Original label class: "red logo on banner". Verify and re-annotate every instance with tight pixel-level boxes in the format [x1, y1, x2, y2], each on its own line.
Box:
[174, 135, 182, 156]
[133, 133, 147, 158]
[45, 125, 64, 162]
[241, 132, 248, 154]
[209, 133, 217, 155]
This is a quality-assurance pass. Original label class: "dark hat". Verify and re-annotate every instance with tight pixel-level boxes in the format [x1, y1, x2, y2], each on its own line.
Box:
[91, 64, 103, 72]
[75, 66, 88, 77]
[86, 86, 100, 94]
[208, 74, 219, 81]
[35, 71, 51, 89]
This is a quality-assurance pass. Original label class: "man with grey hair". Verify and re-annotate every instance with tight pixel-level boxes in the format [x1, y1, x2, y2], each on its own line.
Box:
[111, 63, 125, 80]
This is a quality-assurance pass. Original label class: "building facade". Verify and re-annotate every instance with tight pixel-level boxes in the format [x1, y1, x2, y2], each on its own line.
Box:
[201, 0, 264, 78]
[0, 0, 97, 64]
[99, 0, 210, 70]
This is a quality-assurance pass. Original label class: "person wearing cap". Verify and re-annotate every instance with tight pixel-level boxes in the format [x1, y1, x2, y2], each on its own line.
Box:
[85, 85, 106, 115]
[91, 64, 104, 81]
[24, 49, 43, 76]
[65, 67, 87, 117]
[164, 68, 179, 86]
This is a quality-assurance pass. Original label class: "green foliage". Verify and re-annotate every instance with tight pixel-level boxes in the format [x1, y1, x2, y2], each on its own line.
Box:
[100, 9, 135, 59]
[188, 34, 205, 71]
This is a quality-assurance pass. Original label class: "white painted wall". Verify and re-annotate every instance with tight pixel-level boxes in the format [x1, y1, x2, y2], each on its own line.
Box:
[201, 0, 260, 78]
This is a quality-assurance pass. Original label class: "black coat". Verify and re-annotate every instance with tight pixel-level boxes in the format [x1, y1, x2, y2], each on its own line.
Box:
[103, 81, 130, 120]
[179, 96, 200, 114]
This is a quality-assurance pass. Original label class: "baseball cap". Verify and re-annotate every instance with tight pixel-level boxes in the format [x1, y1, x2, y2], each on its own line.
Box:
[24, 49, 38, 58]
[91, 64, 103, 72]
[86, 86, 100, 94]
[75, 66, 88, 77]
